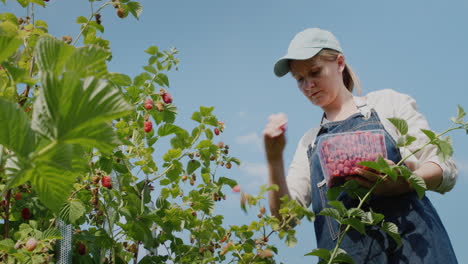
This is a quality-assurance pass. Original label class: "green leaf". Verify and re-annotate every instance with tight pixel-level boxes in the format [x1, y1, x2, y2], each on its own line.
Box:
[143, 65, 157, 74]
[145, 46, 158, 55]
[342, 218, 366, 234]
[396, 135, 416, 147]
[218, 177, 237, 188]
[127, 1, 143, 20]
[205, 128, 213, 140]
[0, 98, 36, 157]
[59, 199, 85, 224]
[0, 35, 22, 63]
[285, 233, 297, 247]
[434, 136, 453, 161]
[157, 73, 169, 87]
[335, 251, 355, 264]
[76, 16, 88, 24]
[32, 73, 132, 153]
[158, 124, 181, 137]
[65, 44, 110, 78]
[201, 172, 210, 184]
[109, 73, 132, 86]
[305, 248, 331, 260]
[327, 186, 344, 201]
[328, 201, 347, 216]
[381, 221, 402, 247]
[163, 148, 182, 162]
[200, 106, 214, 116]
[34, 35, 75, 75]
[451, 105, 466, 124]
[0, 238, 14, 253]
[347, 208, 366, 219]
[371, 211, 384, 225]
[421, 129, 436, 141]
[35, 20, 48, 28]
[318, 208, 341, 221]
[186, 160, 200, 174]
[191, 111, 202, 123]
[408, 174, 426, 199]
[30, 0, 46, 7]
[41, 228, 62, 240]
[387, 117, 408, 135]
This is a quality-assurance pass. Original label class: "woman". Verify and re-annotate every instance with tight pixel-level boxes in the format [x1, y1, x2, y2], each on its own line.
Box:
[264, 28, 458, 263]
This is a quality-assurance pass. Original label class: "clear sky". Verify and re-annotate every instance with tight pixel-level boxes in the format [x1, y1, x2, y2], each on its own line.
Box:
[3, 0, 468, 263]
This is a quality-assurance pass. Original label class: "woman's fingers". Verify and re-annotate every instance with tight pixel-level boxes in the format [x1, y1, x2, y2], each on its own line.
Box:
[354, 168, 384, 183]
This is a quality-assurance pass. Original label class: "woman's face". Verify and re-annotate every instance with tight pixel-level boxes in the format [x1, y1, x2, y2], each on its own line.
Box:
[289, 54, 345, 108]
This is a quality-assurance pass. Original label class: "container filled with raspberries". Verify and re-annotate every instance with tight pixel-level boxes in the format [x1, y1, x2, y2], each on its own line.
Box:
[317, 130, 388, 187]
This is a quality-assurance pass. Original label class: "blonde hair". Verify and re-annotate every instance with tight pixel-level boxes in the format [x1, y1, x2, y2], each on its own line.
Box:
[317, 49, 362, 95]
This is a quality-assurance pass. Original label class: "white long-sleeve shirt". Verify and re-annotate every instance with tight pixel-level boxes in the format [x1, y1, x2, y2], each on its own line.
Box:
[286, 89, 458, 208]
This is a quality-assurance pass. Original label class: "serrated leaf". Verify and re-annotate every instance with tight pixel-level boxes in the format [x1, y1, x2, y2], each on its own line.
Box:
[186, 160, 200, 174]
[328, 200, 347, 216]
[34, 35, 74, 75]
[285, 233, 297, 247]
[408, 174, 426, 199]
[305, 248, 331, 260]
[0, 35, 22, 63]
[218, 177, 237, 188]
[342, 218, 366, 234]
[318, 208, 341, 221]
[388, 117, 408, 135]
[200, 106, 214, 116]
[396, 135, 416, 147]
[0, 98, 36, 157]
[191, 111, 202, 122]
[201, 172, 210, 184]
[381, 221, 401, 247]
[451, 105, 466, 124]
[421, 129, 436, 141]
[109, 72, 132, 86]
[35, 20, 48, 28]
[334, 252, 355, 264]
[143, 65, 157, 74]
[157, 123, 181, 137]
[41, 228, 62, 240]
[347, 208, 366, 219]
[327, 186, 344, 201]
[434, 137, 453, 161]
[145, 46, 158, 55]
[76, 16, 88, 24]
[157, 73, 169, 87]
[163, 148, 182, 162]
[371, 211, 384, 225]
[205, 128, 213, 140]
[127, 1, 143, 20]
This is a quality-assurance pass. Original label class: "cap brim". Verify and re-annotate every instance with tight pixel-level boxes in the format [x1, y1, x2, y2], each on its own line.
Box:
[273, 47, 323, 77]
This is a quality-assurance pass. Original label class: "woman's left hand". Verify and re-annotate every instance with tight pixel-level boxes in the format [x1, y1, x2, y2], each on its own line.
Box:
[345, 159, 413, 196]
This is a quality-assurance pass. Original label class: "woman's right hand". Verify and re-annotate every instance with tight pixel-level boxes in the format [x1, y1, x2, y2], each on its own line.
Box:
[263, 113, 288, 162]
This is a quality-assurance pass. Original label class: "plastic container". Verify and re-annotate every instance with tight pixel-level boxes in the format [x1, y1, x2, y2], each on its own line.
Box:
[317, 130, 387, 187]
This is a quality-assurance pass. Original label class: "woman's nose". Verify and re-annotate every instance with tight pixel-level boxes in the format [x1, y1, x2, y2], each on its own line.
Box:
[302, 77, 316, 93]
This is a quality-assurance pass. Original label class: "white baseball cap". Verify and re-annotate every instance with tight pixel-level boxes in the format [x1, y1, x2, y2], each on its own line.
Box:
[274, 28, 343, 77]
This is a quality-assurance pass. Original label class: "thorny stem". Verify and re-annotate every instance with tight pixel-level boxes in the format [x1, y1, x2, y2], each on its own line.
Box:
[72, 1, 111, 46]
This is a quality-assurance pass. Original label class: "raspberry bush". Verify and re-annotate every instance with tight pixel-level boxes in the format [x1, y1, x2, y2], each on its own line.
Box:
[0, 0, 313, 263]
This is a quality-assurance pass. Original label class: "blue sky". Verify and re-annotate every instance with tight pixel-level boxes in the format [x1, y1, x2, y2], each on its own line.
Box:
[3, 0, 468, 263]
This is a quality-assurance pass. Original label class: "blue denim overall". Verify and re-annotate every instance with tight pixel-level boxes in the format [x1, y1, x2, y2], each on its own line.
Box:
[306, 103, 458, 263]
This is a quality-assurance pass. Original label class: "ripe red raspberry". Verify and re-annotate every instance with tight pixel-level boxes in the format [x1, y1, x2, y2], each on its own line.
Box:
[162, 92, 173, 104]
[144, 121, 152, 133]
[144, 98, 153, 110]
[14, 192, 22, 200]
[214, 128, 220, 136]
[101, 176, 112, 189]
[21, 208, 31, 220]
[76, 242, 86, 255]
[25, 238, 37, 251]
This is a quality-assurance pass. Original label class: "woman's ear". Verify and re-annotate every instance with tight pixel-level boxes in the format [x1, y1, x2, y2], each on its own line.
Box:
[336, 54, 346, 73]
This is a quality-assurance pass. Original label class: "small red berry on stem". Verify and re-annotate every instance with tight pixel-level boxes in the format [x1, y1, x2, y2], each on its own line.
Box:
[14, 192, 22, 200]
[76, 242, 86, 255]
[21, 208, 31, 220]
[232, 185, 240, 193]
[162, 92, 173, 104]
[101, 176, 112, 189]
[214, 128, 220, 136]
[144, 98, 153, 110]
[144, 121, 153, 133]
